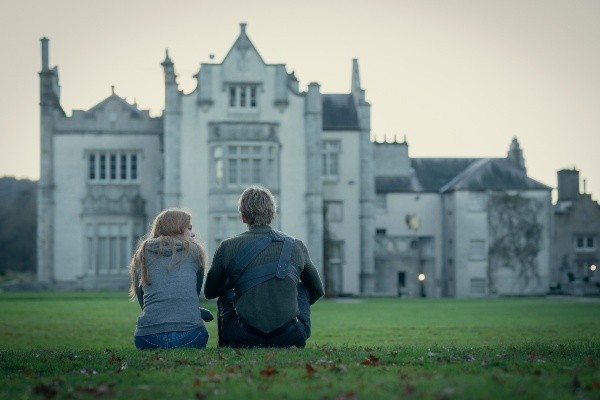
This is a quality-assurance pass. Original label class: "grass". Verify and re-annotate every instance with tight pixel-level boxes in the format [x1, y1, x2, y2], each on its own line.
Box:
[1, 292, 599, 399]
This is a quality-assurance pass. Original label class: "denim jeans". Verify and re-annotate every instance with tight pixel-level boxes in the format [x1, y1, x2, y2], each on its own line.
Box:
[134, 325, 209, 350]
[218, 284, 311, 348]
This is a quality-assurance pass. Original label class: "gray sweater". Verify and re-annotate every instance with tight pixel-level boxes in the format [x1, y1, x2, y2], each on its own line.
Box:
[134, 238, 205, 336]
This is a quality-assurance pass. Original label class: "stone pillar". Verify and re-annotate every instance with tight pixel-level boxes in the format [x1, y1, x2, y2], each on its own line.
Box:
[352, 59, 376, 294]
[37, 37, 56, 283]
[162, 50, 182, 208]
[305, 82, 324, 279]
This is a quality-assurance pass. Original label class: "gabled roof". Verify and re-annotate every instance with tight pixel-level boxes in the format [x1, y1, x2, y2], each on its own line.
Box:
[376, 173, 424, 193]
[411, 158, 479, 191]
[85, 92, 142, 117]
[322, 94, 359, 131]
[222, 23, 265, 65]
[440, 158, 550, 192]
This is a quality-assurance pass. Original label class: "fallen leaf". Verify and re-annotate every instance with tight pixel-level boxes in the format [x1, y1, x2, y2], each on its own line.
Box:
[264, 351, 276, 361]
[404, 384, 415, 396]
[109, 353, 123, 364]
[361, 354, 380, 366]
[175, 359, 191, 365]
[260, 366, 278, 377]
[528, 348, 544, 362]
[305, 363, 317, 377]
[193, 378, 202, 387]
[227, 366, 239, 374]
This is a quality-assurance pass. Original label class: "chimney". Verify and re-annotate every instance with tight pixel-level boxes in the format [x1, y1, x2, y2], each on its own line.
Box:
[557, 169, 580, 202]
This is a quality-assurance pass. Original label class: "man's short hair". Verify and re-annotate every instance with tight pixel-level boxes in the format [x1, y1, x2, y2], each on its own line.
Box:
[238, 186, 277, 226]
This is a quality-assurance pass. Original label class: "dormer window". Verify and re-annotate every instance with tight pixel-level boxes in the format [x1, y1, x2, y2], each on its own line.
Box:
[228, 84, 258, 109]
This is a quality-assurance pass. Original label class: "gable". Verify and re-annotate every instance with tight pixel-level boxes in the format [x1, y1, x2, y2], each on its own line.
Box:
[440, 158, 551, 192]
[411, 158, 478, 192]
[221, 23, 266, 81]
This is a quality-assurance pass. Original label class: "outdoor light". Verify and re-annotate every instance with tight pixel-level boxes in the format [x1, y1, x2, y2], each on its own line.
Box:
[591, 265, 597, 272]
[418, 273, 426, 281]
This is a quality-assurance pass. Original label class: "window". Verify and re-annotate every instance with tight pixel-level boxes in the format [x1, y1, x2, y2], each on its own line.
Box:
[228, 85, 258, 109]
[322, 140, 341, 180]
[86, 223, 131, 274]
[375, 194, 387, 211]
[325, 201, 343, 222]
[575, 235, 596, 251]
[212, 144, 277, 188]
[468, 192, 486, 211]
[469, 239, 486, 260]
[88, 152, 140, 183]
[470, 278, 486, 295]
[376, 228, 387, 236]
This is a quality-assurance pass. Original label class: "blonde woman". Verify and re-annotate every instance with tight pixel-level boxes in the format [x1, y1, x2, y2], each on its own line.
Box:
[129, 208, 212, 349]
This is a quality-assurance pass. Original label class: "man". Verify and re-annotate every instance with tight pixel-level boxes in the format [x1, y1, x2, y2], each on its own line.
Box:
[204, 186, 324, 348]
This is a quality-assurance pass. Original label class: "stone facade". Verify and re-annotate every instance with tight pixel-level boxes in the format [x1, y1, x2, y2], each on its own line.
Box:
[553, 169, 600, 295]
[38, 25, 563, 296]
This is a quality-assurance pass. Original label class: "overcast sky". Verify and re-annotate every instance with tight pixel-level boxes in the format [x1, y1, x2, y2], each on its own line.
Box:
[1, 0, 598, 200]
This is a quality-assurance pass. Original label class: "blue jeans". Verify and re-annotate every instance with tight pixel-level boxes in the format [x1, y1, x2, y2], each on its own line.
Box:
[134, 326, 208, 350]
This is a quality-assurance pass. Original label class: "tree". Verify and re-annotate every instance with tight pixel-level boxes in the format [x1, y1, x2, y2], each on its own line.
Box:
[487, 192, 543, 294]
[0, 177, 37, 275]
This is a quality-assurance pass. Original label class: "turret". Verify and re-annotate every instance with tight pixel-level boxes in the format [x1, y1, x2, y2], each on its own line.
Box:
[38, 37, 59, 284]
[162, 49, 182, 208]
[351, 59, 375, 294]
[507, 137, 526, 173]
[304, 82, 324, 278]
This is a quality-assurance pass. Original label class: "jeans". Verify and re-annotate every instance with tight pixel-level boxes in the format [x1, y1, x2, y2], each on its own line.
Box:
[217, 284, 312, 348]
[134, 325, 209, 350]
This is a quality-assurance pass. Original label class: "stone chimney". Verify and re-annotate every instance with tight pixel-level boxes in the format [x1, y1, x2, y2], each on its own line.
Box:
[557, 169, 580, 202]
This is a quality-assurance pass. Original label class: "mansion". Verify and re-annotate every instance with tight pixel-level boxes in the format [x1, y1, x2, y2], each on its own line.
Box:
[38, 24, 557, 297]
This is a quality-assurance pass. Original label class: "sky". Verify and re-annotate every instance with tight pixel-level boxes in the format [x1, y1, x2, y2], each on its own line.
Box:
[1, 0, 599, 200]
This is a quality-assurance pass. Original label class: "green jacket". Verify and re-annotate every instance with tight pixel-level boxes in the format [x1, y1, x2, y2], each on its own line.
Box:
[204, 225, 324, 332]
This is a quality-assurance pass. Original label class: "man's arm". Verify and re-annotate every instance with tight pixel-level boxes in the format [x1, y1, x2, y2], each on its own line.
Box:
[298, 241, 325, 304]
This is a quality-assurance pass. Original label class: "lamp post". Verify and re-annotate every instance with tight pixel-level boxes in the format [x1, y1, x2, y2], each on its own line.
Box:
[418, 273, 426, 298]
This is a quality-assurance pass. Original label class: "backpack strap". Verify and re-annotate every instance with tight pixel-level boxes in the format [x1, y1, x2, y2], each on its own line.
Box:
[227, 231, 280, 281]
[226, 230, 299, 297]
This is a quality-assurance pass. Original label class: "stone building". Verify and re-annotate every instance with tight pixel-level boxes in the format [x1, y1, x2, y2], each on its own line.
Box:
[553, 169, 600, 295]
[373, 138, 552, 297]
[38, 24, 554, 296]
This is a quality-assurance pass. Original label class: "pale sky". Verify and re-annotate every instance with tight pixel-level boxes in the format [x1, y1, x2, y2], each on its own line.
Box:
[1, 0, 599, 200]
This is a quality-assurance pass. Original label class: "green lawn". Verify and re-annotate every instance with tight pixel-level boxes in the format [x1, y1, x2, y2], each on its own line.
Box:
[1, 292, 599, 399]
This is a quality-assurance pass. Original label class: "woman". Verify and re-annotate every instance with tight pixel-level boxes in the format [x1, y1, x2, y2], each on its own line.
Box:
[129, 208, 211, 349]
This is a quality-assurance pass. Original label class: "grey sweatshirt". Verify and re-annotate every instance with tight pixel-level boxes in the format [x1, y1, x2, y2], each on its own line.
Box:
[134, 238, 205, 336]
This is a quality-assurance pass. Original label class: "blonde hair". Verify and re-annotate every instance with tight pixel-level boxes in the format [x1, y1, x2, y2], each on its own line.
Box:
[128, 208, 207, 301]
[238, 186, 277, 226]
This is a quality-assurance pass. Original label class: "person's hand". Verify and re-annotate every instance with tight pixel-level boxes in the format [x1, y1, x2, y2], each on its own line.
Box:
[200, 307, 214, 322]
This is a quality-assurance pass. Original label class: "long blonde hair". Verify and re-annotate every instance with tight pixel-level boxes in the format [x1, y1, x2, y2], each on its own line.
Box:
[128, 208, 207, 300]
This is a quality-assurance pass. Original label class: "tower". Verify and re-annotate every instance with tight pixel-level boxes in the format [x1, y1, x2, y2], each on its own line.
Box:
[352, 59, 375, 294]
[162, 50, 182, 208]
[37, 38, 64, 283]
